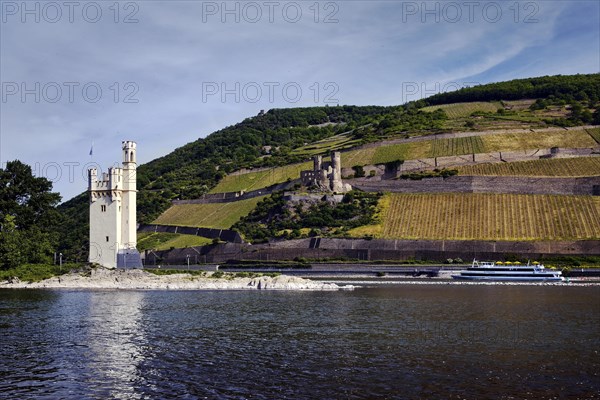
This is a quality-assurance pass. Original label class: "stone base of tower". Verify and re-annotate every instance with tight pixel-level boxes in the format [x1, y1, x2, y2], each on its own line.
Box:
[117, 249, 143, 269]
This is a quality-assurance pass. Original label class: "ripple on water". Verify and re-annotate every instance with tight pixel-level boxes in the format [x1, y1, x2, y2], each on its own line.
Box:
[0, 287, 598, 399]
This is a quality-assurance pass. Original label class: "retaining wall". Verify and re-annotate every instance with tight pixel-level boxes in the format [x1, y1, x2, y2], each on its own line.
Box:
[352, 176, 600, 196]
[141, 238, 600, 265]
[172, 179, 300, 205]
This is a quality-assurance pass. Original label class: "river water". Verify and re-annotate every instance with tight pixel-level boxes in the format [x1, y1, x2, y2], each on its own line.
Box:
[0, 285, 598, 399]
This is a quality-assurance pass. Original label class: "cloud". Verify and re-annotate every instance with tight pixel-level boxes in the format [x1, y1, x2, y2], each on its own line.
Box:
[1, 0, 598, 201]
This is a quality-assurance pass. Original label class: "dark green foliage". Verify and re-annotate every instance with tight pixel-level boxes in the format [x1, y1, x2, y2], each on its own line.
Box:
[0, 160, 61, 228]
[352, 166, 366, 178]
[233, 191, 382, 242]
[423, 74, 600, 106]
[593, 109, 600, 125]
[354, 107, 448, 143]
[537, 256, 600, 267]
[211, 271, 225, 279]
[0, 263, 81, 283]
[54, 193, 89, 262]
[0, 161, 61, 269]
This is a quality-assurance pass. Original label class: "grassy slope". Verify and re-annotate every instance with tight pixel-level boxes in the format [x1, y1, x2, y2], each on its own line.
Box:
[209, 163, 310, 194]
[137, 232, 212, 251]
[421, 101, 502, 117]
[376, 193, 600, 241]
[483, 129, 596, 152]
[154, 196, 267, 228]
[458, 156, 600, 177]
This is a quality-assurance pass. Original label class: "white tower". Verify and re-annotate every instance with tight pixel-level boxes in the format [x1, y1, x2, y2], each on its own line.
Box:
[88, 140, 142, 269]
[121, 141, 137, 250]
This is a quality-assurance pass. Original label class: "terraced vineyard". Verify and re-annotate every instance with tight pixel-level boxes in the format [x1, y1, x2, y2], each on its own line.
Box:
[421, 101, 502, 118]
[483, 129, 596, 151]
[458, 157, 600, 177]
[210, 163, 310, 193]
[586, 127, 600, 144]
[346, 129, 596, 167]
[154, 196, 267, 228]
[371, 142, 430, 165]
[429, 136, 486, 158]
[342, 147, 377, 168]
[381, 193, 600, 241]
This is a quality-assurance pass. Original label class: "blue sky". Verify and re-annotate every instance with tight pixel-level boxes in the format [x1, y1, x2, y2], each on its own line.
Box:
[1, 0, 599, 201]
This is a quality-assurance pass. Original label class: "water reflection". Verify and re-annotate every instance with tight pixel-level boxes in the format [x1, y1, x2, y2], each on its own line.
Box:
[84, 291, 147, 399]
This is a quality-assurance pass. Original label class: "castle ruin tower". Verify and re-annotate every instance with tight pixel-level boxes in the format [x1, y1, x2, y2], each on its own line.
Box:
[330, 151, 344, 193]
[313, 155, 323, 171]
[88, 141, 142, 269]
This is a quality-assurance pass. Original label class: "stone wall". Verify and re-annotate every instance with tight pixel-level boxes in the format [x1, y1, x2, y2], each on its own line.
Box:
[398, 148, 599, 174]
[172, 179, 300, 205]
[352, 176, 600, 196]
[142, 238, 600, 265]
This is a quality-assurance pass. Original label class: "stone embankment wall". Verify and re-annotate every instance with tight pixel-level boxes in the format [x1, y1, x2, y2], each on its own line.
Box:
[142, 238, 600, 266]
[172, 179, 300, 205]
[340, 148, 599, 179]
[398, 147, 599, 174]
[352, 176, 600, 196]
[138, 224, 243, 243]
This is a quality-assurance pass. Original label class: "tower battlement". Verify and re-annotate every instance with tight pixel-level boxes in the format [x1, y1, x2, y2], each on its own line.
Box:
[88, 141, 142, 269]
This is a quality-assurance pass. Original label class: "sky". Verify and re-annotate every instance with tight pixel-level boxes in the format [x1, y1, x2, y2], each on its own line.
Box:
[1, 0, 599, 202]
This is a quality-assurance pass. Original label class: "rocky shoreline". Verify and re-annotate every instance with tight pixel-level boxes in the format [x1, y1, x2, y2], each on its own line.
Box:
[0, 268, 355, 291]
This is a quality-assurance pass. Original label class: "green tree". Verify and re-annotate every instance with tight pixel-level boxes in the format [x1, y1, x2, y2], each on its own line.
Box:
[0, 161, 61, 269]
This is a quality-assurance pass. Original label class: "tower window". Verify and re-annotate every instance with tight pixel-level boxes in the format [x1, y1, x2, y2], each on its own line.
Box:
[101, 205, 106, 212]
[106, 236, 109, 242]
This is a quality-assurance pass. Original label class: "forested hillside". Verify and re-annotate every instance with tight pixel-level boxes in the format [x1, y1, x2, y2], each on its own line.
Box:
[54, 73, 600, 260]
[423, 74, 600, 106]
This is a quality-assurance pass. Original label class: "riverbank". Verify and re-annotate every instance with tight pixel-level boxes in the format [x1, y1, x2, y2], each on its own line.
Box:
[0, 268, 354, 291]
[320, 278, 600, 286]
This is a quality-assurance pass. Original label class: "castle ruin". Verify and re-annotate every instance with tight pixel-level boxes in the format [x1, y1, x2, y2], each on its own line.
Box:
[301, 151, 352, 193]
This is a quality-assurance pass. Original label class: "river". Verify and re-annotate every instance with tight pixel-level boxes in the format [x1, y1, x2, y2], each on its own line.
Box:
[0, 285, 598, 399]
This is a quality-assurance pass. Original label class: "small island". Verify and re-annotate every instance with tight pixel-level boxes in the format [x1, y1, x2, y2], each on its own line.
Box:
[1, 266, 352, 291]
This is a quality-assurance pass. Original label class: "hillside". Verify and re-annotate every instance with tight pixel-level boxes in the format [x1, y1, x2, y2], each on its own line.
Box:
[206, 127, 598, 194]
[54, 74, 600, 260]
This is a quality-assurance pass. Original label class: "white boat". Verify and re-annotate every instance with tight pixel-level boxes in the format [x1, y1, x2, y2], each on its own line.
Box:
[451, 260, 563, 281]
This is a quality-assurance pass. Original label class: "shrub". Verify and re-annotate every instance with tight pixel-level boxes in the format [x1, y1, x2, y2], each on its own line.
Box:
[352, 165, 365, 178]
[211, 271, 225, 279]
